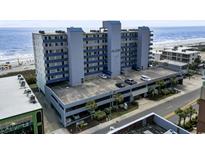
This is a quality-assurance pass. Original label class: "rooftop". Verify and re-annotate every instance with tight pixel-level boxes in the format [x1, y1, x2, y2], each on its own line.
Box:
[160, 59, 188, 66]
[162, 46, 199, 54]
[0, 76, 42, 120]
[48, 67, 179, 104]
[108, 113, 189, 134]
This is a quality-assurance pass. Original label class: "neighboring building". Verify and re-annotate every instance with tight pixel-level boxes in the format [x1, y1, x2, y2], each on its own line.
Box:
[44, 67, 183, 127]
[32, 21, 153, 93]
[197, 81, 205, 133]
[159, 59, 188, 75]
[149, 50, 162, 62]
[108, 113, 189, 134]
[160, 46, 199, 64]
[0, 75, 44, 134]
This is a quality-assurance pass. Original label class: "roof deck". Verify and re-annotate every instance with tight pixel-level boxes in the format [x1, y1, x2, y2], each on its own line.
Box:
[108, 113, 189, 134]
[0, 76, 42, 120]
[48, 67, 179, 104]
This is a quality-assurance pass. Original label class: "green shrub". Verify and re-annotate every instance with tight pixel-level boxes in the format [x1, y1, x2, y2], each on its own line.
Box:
[104, 107, 112, 114]
[94, 110, 107, 121]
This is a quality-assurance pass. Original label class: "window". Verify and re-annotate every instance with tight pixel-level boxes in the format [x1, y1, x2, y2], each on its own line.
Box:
[36, 112, 42, 123]
[61, 42, 63, 46]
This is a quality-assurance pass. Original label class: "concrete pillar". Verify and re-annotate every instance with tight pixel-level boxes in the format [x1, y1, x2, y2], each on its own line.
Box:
[103, 21, 121, 77]
[137, 26, 151, 70]
[67, 28, 84, 86]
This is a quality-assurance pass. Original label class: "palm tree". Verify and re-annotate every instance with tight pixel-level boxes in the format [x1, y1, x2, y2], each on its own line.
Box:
[170, 77, 178, 88]
[175, 108, 183, 126]
[187, 106, 197, 122]
[181, 111, 187, 127]
[156, 80, 165, 94]
[113, 93, 124, 108]
[183, 109, 190, 126]
[85, 100, 97, 119]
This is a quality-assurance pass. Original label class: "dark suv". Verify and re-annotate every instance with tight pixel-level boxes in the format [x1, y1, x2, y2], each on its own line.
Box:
[115, 82, 126, 88]
[124, 79, 137, 85]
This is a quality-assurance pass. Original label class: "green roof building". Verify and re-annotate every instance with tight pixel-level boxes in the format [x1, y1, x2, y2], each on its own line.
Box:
[0, 75, 44, 134]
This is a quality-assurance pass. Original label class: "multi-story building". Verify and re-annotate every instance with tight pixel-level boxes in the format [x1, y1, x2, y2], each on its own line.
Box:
[33, 21, 153, 93]
[160, 47, 199, 64]
[0, 75, 44, 134]
[108, 113, 189, 134]
[32, 21, 184, 127]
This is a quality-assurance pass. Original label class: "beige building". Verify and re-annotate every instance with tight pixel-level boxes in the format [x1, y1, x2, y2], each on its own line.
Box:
[160, 47, 199, 64]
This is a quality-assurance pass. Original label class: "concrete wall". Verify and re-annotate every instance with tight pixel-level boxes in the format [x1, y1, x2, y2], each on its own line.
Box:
[32, 34, 46, 93]
[137, 27, 151, 70]
[67, 28, 85, 86]
[103, 21, 121, 77]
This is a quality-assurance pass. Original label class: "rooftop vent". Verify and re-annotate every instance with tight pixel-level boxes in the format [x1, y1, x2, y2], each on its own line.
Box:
[55, 30, 65, 33]
[39, 31, 45, 34]
[29, 95, 36, 104]
[24, 89, 32, 96]
[20, 81, 26, 87]
[17, 74, 21, 79]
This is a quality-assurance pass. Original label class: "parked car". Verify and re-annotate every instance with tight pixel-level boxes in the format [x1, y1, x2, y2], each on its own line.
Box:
[124, 78, 137, 85]
[115, 82, 126, 88]
[98, 74, 108, 79]
[140, 75, 151, 81]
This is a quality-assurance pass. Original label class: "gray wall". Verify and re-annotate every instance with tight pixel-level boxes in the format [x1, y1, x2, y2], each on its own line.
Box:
[32, 34, 46, 93]
[103, 21, 121, 77]
[137, 27, 150, 70]
[67, 28, 85, 86]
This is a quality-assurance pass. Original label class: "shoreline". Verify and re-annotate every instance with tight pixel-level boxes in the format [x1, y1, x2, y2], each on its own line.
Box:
[1, 38, 205, 75]
[153, 38, 205, 48]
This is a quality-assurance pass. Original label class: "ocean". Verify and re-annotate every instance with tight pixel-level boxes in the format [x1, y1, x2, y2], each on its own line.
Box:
[1, 26, 205, 60]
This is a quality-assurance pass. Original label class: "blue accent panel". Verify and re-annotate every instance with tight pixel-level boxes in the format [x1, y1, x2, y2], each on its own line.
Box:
[43, 39, 67, 43]
[45, 58, 68, 63]
[121, 46, 137, 49]
[46, 71, 69, 77]
[84, 70, 103, 76]
[46, 64, 69, 70]
[84, 54, 107, 58]
[83, 37, 107, 41]
[45, 52, 67, 56]
[84, 59, 106, 64]
[84, 48, 107, 53]
[46, 77, 69, 84]
[121, 36, 137, 39]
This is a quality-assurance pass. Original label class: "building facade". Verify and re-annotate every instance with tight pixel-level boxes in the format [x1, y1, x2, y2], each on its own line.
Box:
[44, 68, 183, 127]
[108, 113, 189, 134]
[32, 21, 153, 93]
[160, 47, 199, 64]
[0, 75, 44, 134]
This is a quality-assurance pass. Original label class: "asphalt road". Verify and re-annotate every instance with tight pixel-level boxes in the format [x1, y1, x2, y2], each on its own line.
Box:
[94, 88, 200, 134]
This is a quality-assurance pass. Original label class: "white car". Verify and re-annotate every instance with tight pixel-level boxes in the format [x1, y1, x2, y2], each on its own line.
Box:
[140, 75, 151, 81]
[99, 74, 108, 79]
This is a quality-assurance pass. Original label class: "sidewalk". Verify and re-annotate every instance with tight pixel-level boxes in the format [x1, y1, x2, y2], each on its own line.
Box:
[80, 76, 202, 134]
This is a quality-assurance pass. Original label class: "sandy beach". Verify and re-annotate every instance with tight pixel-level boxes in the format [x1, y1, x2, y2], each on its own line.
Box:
[153, 38, 205, 49]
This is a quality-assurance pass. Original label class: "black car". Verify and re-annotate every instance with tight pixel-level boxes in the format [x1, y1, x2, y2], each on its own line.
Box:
[115, 82, 126, 88]
[124, 79, 137, 85]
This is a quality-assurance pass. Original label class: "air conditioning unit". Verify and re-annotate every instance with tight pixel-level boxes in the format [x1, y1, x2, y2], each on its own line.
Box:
[20, 81, 26, 87]
[24, 89, 31, 96]
[17, 74, 21, 79]
[29, 95, 36, 104]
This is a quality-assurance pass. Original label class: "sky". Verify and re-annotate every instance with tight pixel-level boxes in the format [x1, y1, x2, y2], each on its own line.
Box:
[1, 20, 205, 28]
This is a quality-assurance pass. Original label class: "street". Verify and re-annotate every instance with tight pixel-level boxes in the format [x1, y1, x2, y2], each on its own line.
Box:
[94, 88, 200, 134]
